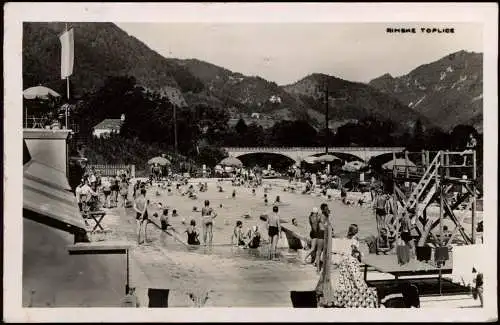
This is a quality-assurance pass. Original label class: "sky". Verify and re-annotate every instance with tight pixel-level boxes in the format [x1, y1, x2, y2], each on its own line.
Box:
[118, 23, 481, 85]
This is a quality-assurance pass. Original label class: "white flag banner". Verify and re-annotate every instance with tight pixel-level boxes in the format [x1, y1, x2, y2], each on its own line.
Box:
[59, 28, 74, 79]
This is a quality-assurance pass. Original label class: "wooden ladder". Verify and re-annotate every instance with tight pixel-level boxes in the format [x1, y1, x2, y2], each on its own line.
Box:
[389, 151, 442, 239]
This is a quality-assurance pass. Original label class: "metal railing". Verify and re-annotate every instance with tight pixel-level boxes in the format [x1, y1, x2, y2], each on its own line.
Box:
[224, 146, 405, 152]
[88, 164, 135, 178]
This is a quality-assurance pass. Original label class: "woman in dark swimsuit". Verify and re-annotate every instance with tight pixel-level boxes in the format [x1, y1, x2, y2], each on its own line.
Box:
[316, 204, 329, 272]
[111, 176, 120, 207]
[201, 200, 216, 246]
[186, 219, 200, 245]
[267, 205, 281, 260]
[304, 207, 320, 264]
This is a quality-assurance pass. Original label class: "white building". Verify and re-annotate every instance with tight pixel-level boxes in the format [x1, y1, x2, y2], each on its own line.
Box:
[92, 114, 125, 138]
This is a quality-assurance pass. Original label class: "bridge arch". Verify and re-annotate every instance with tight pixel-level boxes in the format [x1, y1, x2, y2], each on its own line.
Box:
[224, 147, 405, 164]
[234, 152, 296, 170]
[312, 151, 365, 162]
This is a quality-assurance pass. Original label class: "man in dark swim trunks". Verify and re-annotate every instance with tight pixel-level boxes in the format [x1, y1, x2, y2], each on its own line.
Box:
[267, 205, 282, 260]
[134, 188, 149, 245]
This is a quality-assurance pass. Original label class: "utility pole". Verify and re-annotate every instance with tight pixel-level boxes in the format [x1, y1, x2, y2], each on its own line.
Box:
[173, 104, 178, 154]
[324, 81, 329, 154]
[318, 79, 329, 154]
[319, 78, 348, 155]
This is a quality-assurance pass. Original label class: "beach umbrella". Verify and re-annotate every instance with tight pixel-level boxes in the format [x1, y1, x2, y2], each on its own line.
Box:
[382, 158, 417, 172]
[316, 154, 342, 163]
[303, 156, 318, 164]
[219, 156, 243, 168]
[147, 156, 171, 166]
[342, 161, 367, 172]
[23, 86, 61, 100]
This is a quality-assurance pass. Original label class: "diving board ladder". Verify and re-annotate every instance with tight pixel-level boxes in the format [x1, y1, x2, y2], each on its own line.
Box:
[390, 151, 442, 241]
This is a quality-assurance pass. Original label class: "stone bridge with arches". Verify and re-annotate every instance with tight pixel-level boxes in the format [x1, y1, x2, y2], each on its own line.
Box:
[223, 147, 406, 163]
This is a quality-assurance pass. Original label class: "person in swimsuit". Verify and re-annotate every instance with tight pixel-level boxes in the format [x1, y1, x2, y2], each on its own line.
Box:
[304, 207, 320, 264]
[267, 205, 282, 260]
[101, 177, 112, 208]
[75, 179, 84, 212]
[133, 188, 149, 245]
[111, 175, 120, 207]
[374, 191, 389, 235]
[400, 213, 414, 257]
[80, 178, 97, 215]
[232, 220, 245, 246]
[201, 200, 216, 246]
[186, 219, 200, 245]
[247, 225, 261, 249]
[376, 228, 392, 255]
[341, 186, 348, 204]
[160, 208, 170, 231]
[119, 177, 129, 207]
[316, 203, 330, 272]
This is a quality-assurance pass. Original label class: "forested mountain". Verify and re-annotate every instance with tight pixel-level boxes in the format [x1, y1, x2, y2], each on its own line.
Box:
[24, 23, 481, 135]
[23, 22, 204, 99]
[369, 50, 483, 132]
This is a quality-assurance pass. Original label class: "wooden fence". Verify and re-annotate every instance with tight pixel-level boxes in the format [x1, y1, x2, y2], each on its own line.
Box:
[88, 164, 135, 178]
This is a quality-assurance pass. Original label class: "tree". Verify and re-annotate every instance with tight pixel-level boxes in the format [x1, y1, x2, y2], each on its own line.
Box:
[408, 119, 425, 151]
[449, 125, 480, 150]
[195, 146, 228, 168]
[424, 127, 451, 150]
[244, 123, 266, 146]
[194, 104, 231, 146]
[235, 118, 248, 135]
[270, 120, 318, 146]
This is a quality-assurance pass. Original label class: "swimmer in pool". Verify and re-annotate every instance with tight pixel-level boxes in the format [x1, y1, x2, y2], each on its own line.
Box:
[232, 220, 245, 246]
[186, 219, 200, 245]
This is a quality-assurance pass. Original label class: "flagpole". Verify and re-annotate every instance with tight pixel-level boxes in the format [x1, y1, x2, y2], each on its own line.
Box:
[65, 23, 70, 129]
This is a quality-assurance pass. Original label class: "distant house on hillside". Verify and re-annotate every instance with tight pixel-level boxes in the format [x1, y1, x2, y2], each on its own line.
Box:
[269, 95, 282, 104]
[92, 115, 125, 138]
